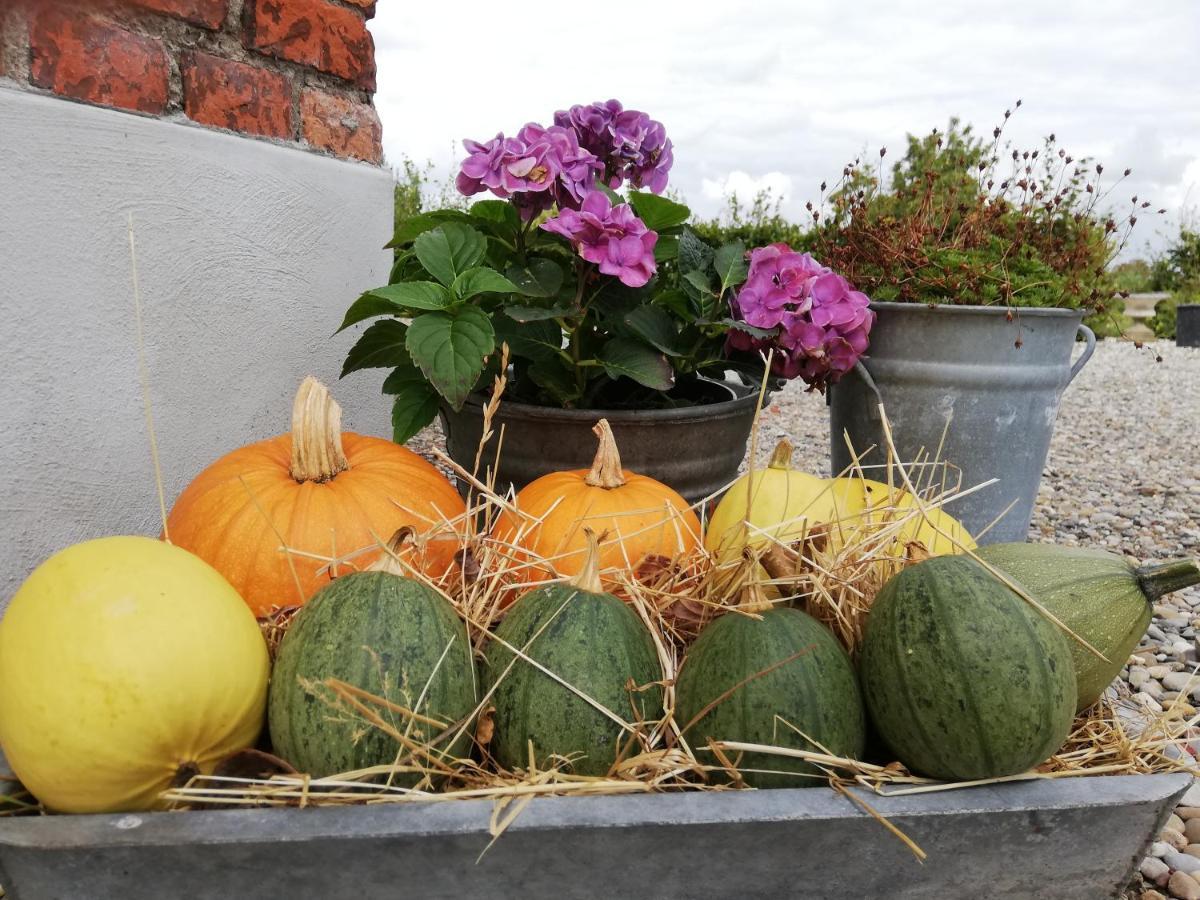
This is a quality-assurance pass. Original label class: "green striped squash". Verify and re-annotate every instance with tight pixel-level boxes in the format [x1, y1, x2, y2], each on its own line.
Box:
[484, 582, 663, 777]
[268, 572, 477, 781]
[860, 555, 1076, 781]
[675, 607, 866, 788]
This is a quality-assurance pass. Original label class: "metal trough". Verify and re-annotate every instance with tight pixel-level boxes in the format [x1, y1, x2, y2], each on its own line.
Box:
[0, 773, 1187, 899]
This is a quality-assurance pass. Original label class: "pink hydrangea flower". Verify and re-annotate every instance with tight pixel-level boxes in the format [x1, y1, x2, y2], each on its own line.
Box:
[729, 242, 873, 390]
[541, 191, 658, 288]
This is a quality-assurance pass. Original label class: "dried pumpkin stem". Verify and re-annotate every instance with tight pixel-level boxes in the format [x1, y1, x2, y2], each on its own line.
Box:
[289, 376, 349, 483]
[571, 527, 604, 593]
[767, 438, 794, 469]
[584, 419, 626, 489]
[739, 579, 774, 614]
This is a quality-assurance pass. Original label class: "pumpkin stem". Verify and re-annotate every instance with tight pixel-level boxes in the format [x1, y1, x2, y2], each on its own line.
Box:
[584, 419, 626, 489]
[767, 438, 794, 469]
[1136, 558, 1200, 603]
[571, 527, 605, 593]
[289, 376, 350, 483]
[367, 528, 416, 575]
[739, 578, 774, 614]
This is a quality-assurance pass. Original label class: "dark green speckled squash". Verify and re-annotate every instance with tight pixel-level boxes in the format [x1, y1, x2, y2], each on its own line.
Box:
[861, 555, 1076, 781]
[268, 571, 477, 781]
[674, 599, 866, 789]
[977, 543, 1200, 711]
[484, 532, 663, 776]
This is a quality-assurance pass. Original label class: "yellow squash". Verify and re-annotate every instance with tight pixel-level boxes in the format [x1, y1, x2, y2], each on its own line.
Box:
[0, 536, 269, 813]
[705, 440, 837, 562]
[825, 475, 975, 558]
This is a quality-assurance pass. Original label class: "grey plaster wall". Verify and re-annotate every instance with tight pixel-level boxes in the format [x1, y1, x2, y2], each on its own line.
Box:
[0, 86, 395, 607]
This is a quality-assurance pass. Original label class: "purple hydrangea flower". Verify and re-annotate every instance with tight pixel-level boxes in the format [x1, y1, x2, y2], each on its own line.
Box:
[541, 191, 658, 288]
[728, 242, 873, 390]
[516, 123, 604, 209]
[456, 124, 605, 219]
[554, 100, 673, 194]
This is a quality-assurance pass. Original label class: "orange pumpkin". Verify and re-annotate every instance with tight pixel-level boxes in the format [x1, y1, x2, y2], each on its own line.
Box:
[166, 377, 465, 616]
[492, 419, 701, 587]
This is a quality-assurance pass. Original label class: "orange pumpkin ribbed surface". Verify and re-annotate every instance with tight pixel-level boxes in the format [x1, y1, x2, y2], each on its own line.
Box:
[166, 377, 465, 616]
[492, 419, 701, 587]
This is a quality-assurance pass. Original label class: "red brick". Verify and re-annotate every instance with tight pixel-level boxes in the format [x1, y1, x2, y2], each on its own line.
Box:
[181, 51, 293, 139]
[245, 0, 375, 89]
[300, 89, 381, 163]
[125, 0, 227, 29]
[29, 9, 168, 114]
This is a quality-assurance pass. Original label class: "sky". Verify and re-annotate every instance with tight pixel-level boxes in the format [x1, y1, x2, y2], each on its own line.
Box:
[367, 0, 1200, 259]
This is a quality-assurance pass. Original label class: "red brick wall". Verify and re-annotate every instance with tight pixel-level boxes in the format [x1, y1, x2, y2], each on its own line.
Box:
[0, 0, 382, 163]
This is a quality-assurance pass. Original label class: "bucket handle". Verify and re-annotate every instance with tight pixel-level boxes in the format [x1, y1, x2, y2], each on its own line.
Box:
[1069, 323, 1096, 384]
[853, 360, 886, 422]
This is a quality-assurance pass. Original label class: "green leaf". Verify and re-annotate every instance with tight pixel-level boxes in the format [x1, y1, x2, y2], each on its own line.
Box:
[684, 269, 717, 298]
[624, 305, 684, 356]
[337, 291, 402, 332]
[452, 267, 518, 299]
[653, 234, 680, 263]
[527, 357, 582, 406]
[653, 288, 693, 319]
[725, 319, 778, 340]
[387, 210, 472, 248]
[504, 303, 574, 322]
[413, 224, 487, 288]
[469, 199, 520, 232]
[405, 306, 495, 410]
[678, 228, 715, 274]
[340, 319, 410, 377]
[714, 242, 749, 292]
[493, 316, 564, 362]
[362, 283, 451, 314]
[598, 338, 675, 390]
[383, 365, 440, 444]
[629, 192, 691, 231]
[505, 259, 565, 297]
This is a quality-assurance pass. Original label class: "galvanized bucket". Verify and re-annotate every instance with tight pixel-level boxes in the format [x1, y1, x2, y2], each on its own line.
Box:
[1178, 304, 1200, 348]
[439, 381, 762, 506]
[828, 303, 1095, 543]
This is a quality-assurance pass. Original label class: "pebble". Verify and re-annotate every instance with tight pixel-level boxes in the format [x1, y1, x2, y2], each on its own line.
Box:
[1143, 856, 1172, 883]
[1164, 850, 1200, 875]
[1186, 819, 1200, 844]
[1171, 815, 1189, 833]
[1169, 870, 1200, 900]
[1153, 842, 1175, 858]
[1165, 673, 1198, 693]
[1143, 891, 1168, 900]
[1181, 808, 1200, 821]
[1183, 783, 1200, 809]
[1164, 828, 1190, 850]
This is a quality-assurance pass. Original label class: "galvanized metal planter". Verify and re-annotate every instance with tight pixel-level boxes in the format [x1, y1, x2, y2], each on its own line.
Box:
[829, 302, 1096, 543]
[439, 381, 762, 505]
[0, 774, 1186, 899]
[1178, 304, 1200, 348]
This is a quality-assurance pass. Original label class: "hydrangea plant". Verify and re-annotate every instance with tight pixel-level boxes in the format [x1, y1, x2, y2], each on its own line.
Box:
[339, 100, 872, 443]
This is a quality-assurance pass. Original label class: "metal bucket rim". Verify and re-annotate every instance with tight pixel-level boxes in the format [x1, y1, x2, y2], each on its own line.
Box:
[450, 383, 762, 425]
[867, 301, 1085, 320]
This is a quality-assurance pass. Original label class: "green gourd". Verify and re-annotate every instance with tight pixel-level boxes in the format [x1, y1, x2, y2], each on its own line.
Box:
[976, 543, 1200, 711]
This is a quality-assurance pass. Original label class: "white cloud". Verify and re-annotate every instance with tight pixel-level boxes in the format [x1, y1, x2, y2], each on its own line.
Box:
[367, 0, 1200, 256]
[701, 170, 793, 205]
